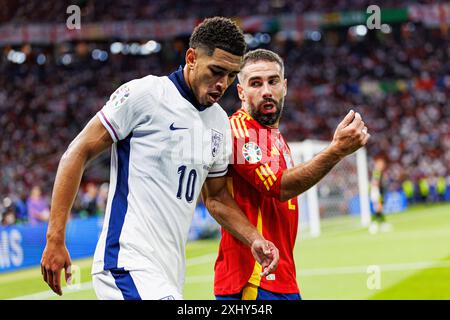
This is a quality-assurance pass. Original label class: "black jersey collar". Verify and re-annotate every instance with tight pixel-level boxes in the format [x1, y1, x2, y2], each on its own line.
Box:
[168, 66, 208, 112]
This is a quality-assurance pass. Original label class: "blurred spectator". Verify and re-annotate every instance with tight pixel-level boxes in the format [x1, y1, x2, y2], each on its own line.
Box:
[1, 197, 16, 225]
[0, 0, 412, 24]
[14, 189, 29, 223]
[418, 177, 430, 202]
[96, 182, 109, 213]
[26, 186, 50, 224]
[402, 177, 415, 204]
[79, 182, 100, 217]
[1, 205, 16, 225]
[436, 176, 447, 202]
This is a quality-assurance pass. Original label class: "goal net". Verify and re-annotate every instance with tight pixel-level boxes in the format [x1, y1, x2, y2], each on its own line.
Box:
[289, 140, 371, 238]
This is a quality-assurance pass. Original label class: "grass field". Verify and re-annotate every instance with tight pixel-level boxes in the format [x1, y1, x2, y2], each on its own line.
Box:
[1, 203, 449, 300]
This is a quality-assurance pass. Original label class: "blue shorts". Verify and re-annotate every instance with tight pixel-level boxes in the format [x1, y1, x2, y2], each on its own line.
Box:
[216, 283, 301, 301]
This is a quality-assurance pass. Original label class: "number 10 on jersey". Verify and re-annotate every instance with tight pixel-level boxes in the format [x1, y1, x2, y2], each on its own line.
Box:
[176, 165, 197, 203]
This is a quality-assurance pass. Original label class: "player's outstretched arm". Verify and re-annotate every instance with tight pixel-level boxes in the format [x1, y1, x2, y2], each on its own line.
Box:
[280, 110, 370, 201]
[202, 177, 279, 277]
[41, 116, 113, 296]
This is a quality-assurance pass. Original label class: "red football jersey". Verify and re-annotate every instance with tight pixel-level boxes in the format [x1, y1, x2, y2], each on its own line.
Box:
[214, 108, 300, 295]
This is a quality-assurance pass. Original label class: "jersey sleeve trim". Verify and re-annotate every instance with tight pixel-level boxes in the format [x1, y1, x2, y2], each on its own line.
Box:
[98, 110, 120, 142]
[207, 167, 228, 178]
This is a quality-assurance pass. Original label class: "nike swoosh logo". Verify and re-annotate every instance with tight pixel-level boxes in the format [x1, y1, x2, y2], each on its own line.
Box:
[169, 122, 188, 131]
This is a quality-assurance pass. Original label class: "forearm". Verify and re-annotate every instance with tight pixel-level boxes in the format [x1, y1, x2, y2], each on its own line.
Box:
[204, 189, 263, 247]
[280, 145, 342, 201]
[46, 147, 88, 244]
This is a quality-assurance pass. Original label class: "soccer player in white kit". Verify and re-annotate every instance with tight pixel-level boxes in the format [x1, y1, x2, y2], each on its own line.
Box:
[41, 17, 279, 300]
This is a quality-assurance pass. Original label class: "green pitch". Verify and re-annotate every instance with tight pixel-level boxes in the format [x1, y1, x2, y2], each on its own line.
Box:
[1, 203, 449, 300]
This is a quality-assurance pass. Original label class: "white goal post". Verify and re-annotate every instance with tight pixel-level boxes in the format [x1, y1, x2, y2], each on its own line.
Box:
[289, 140, 371, 237]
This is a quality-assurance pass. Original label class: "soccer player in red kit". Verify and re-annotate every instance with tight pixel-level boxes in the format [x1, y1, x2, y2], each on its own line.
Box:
[214, 49, 371, 300]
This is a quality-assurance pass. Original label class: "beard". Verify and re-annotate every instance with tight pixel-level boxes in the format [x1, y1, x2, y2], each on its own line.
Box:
[247, 97, 284, 126]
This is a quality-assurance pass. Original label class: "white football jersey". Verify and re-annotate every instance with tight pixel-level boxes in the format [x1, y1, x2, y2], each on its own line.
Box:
[92, 67, 231, 295]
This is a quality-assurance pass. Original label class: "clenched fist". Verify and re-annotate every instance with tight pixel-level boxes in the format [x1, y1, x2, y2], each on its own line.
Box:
[330, 110, 370, 158]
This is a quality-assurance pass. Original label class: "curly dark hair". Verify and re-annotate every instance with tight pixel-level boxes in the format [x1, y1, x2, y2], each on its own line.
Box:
[189, 17, 246, 57]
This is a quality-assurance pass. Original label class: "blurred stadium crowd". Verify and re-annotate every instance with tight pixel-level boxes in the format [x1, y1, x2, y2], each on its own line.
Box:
[0, 0, 435, 23]
[0, 1, 449, 225]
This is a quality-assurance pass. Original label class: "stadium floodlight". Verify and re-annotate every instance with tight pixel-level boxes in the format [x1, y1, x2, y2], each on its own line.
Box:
[381, 24, 392, 34]
[121, 44, 130, 55]
[141, 40, 161, 55]
[349, 25, 368, 37]
[110, 42, 123, 54]
[355, 25, 368, 36]
[7, 50, 26, 64]
[61, 54, 72, 65]
[255, 33, 271, 44]
[129, 43, 141, 55]
[289, 140, 371, 238]
[99, 51, 108, 61]
[152, 42, 161, 53]
[92, 49, 108, 61]
[244, 33, 259, 49]
[91, 49, 101, 60]
[36, 54, 46, 65]
[310, 31, 322, 41]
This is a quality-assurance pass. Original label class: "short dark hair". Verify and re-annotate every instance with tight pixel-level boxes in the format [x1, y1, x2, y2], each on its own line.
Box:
[189, 17, 246, 56]
[238, 49, 285, 82]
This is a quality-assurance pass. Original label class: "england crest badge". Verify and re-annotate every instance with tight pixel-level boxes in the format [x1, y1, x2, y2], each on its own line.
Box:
[211, 129, 223, 158]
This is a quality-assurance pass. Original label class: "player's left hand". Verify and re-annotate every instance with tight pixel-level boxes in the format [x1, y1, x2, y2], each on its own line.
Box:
[251, 239, 279, 277]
